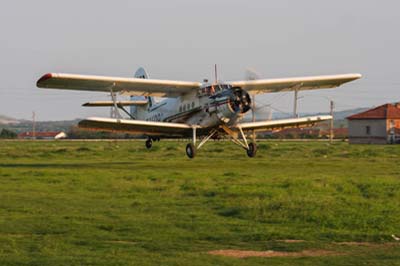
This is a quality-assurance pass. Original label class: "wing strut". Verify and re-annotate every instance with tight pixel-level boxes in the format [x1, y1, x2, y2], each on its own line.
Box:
[108, 84, 137, 119]
[110, 84, 122, 119]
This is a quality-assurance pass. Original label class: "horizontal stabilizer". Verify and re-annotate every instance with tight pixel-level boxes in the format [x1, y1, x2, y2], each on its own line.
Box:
[82, 101, 148, 107]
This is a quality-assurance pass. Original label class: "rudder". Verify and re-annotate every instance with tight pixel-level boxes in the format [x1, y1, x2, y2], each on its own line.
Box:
[130, 67, 153, 118]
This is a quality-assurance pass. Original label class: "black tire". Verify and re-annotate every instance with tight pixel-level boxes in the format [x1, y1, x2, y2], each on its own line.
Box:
[246, 142, 257, 158]
[186, 143, 196, 159]
[145, 139, 153, 149]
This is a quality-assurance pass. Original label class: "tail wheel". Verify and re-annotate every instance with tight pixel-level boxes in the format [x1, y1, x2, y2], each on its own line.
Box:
[186, 143, 196, 159]
[145, 139, 153, 149]
[246, 142, 257, 158]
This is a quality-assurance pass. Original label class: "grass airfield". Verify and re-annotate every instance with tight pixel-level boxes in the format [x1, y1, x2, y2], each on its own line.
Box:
[0, 140, 399, 266]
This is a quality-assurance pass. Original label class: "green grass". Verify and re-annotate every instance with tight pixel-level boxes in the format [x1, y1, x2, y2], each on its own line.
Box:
[0, 140, 399, 265]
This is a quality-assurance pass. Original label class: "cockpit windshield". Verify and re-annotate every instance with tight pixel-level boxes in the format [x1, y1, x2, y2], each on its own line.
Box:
[215, 84, 232, 91]
[199, 84, 232, 96]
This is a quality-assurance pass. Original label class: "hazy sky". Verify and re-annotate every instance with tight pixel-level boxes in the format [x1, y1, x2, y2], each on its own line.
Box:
[1, 0, 399, 120]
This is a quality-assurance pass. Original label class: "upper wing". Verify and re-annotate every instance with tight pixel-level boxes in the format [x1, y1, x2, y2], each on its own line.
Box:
[235, 115, 332, 132]
[229, 73, 361, 95]
[37, 73, 202, 97]
[78, 117, 196, 136]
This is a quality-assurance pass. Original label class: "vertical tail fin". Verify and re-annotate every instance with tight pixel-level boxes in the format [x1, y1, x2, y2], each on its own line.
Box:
[134, 67, 149, 79]
[130, 67, 152, 118]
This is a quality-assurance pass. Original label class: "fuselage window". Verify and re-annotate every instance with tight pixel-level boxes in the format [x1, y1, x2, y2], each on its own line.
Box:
[192, 102, 195, 108]
[183, 105, 186, 112]
[179, 106, 182, 112]
[187, 103, 190, 110]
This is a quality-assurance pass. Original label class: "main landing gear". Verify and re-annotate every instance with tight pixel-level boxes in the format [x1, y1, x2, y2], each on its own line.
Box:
[145, 137, 160, 149]
[145, 138, 153, 149]
[220, 124, 258, 158]
[184, 126, 258, 159]
[246, 142, 257, 158]
[185, 143, 196, 158]
[185, 126, 214, 159]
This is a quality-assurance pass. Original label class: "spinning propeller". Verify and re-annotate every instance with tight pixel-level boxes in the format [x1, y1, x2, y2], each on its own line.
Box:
[245, 68, 262, 141]
[244, 68, 261, 123]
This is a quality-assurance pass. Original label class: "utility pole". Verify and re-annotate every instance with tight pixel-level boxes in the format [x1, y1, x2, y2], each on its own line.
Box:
[214, 64, 218, 83]
[293, 89, 298, 117]
[293, 87, 304, 118]
[32, 111, 36, 140]
[252, 95, 256, 141]
[329, 100, 334, 143]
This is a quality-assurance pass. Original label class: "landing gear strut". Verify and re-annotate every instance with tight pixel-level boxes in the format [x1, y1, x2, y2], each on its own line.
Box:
[184, 125, 257, 159]
[220, 124, 257, 158]
[186, 126, 198, 159]
[185, 126, 217, 159]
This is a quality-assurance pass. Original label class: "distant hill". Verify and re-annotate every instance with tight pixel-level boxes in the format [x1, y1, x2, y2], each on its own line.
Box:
[0, 117, 80, 133]
[268, 107, 371, 128]
[272, 107, 370, 120]
[0, 115, 19, 125]
[319, 107, 370, 120]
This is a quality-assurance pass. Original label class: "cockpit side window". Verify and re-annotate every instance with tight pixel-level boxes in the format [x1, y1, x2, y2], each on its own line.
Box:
[200, 84, 231, 96]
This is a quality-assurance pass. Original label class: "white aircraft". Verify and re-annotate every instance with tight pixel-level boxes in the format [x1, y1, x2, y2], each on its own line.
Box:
[37, 67, 361, 158]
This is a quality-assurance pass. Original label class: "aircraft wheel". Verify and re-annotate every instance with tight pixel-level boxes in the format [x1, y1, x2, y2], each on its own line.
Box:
[145, 139, 153, 149]
[246, 142, 257, 158]
[186, 143, 196, 159]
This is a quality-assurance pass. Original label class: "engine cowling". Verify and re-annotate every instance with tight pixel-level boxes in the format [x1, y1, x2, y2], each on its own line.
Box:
[229, 87, 252, 113]
[212, 87, 251, 123]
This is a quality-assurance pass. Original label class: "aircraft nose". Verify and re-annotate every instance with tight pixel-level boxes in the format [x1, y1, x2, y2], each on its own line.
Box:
[230, 87, 251, 114]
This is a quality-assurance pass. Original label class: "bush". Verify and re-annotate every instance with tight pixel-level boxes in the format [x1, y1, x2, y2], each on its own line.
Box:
[0, 128, 17, 139]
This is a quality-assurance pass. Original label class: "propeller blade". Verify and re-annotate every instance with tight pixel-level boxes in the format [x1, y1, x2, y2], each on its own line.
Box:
[244, 68, 261, 122]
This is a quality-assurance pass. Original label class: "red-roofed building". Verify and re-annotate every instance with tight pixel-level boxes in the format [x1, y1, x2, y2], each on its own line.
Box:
[347, 103, 400, 144]
[18, 131, 67, 140]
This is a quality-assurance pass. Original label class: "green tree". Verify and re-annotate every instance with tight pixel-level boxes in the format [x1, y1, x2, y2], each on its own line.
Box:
[0, 128, 17, 139]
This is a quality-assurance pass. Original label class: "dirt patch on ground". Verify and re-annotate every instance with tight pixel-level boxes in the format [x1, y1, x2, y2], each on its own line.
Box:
[276, 239, 306, 243]
[336, 242, 399, 247]
[209, 241, 400, 258]
[208, 249, 340, 258]
[104, 240, 137, 245]
[336, 242, 376, 247]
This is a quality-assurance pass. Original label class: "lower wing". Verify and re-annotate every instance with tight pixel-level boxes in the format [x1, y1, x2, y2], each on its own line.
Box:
[78, 117, 195, 136]
[78, 115, 331, 137]
[82, 101, 148, 107]
[235, 115, 332, 132]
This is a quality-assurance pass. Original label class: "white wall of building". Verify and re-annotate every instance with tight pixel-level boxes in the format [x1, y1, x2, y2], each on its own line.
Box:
[348, 119, 387, 144]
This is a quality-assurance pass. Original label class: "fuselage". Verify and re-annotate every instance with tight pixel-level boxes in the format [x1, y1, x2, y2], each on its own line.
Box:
[132, 84, 252, 130]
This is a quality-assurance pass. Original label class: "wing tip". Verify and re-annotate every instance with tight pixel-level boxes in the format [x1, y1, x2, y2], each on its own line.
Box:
[36, 73, 53, 87]
[351, 73, 362, 79]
